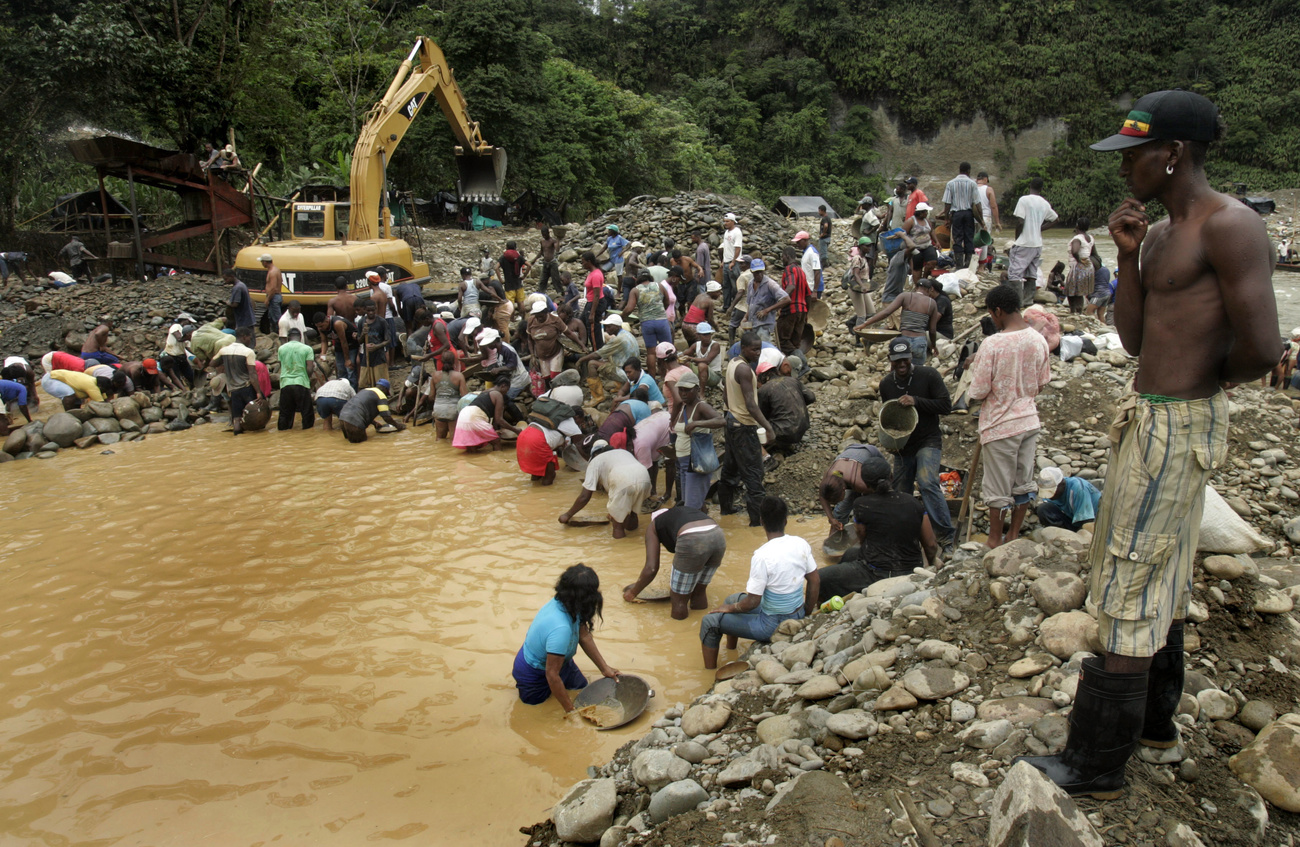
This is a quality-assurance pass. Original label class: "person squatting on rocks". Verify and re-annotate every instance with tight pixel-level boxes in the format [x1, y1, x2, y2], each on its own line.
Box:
[1017, 90, 1281, 800]
[967, 284, 1051, 549]
[1034, 466, 1101, 532]
[698, 496, 819, 669]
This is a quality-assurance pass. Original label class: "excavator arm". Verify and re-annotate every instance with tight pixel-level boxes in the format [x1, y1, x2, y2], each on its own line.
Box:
[348, 37, 507, 241]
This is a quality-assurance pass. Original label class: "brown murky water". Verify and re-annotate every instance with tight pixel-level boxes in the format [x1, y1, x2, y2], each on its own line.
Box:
[0, 423, 824, 845]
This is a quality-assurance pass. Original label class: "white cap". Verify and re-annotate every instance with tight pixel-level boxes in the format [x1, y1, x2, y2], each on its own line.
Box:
[756, 347, 785, 374]
[724, 213, 738, 222]
[590, 439, 610, 454]
[654, 341, 677, 358]
[696, 322, 715, 335]
[648, 400, 664, 413]
[476, 328, 500, 345]
[630, 241, 646, 249]
[439, 310, 455, 320]
[530, 300, 548, 314]
[1037, 466, 1065, 500]
[258, 253, 273, 263]
[365, 270, 382, 281]
[915, 202, 933, 213]
[462, 316, 481, 334]
[705, 280, 722, 292]
[1290, 326, 1300, 339]
[602, 314, 624, 327]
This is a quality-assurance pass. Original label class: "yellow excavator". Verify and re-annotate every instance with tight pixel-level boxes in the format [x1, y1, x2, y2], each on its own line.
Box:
[236, 37, 506, 305]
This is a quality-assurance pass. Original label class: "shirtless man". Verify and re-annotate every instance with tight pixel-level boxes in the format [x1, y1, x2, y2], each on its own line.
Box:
[1019, 90, 1281, 801]
[259, 254, 284, 329]
[529, 226, 562, 294]
[326, 275, 358, 321]
[81, 321, 120, 365]
[818, 443, 884, 533]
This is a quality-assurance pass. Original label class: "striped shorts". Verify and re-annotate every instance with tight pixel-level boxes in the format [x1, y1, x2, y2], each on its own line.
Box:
[1088, 391, 1228, 657]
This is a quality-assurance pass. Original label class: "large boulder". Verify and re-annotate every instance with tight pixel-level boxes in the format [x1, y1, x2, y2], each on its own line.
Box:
[1040, 611, 1100, 659]
[85, 400, 114, 418]
[681, 701, 730, 737]
[42, 412, 84, 448]
[901, 667, 970, 700]
[1229, 718, 1300, 812]
[553, 778, 617, 843]
[24, 422, 46, 453]
[631, 749, 690, 791]
[1030, 572, 1088, 615]
[988, 761, 1103, 846]
[86, 417, 122, 434]
[3, 427, 28, 455]
[985, 539, 1043, 577]
[648, 779, 709, 824]
[111, 397, 145, 427]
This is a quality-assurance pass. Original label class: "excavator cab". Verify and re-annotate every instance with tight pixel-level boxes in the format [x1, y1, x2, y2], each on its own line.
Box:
[456, 147, 508, 205]
[290, 203, 350, 240]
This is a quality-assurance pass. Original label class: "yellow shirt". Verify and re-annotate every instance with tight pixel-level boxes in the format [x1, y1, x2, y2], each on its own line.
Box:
[51, 369, 104, 401]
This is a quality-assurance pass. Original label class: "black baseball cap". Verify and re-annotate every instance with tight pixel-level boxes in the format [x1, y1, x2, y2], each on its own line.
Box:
[888, 339, 912, 361]
[1091, 90, 1219, 151]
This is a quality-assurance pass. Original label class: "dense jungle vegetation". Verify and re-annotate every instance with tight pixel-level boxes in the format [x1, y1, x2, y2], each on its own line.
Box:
[1, 0, 1296, 229]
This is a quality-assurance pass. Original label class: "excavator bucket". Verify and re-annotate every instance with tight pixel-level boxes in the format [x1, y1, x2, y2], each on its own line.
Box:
[456, 147, 508, 205]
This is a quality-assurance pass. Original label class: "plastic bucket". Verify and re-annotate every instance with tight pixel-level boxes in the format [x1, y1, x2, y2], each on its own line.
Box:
[876, 399, 918, 452]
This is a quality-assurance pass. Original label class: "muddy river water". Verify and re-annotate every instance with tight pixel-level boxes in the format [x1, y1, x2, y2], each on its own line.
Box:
[0, 424, 825, 845]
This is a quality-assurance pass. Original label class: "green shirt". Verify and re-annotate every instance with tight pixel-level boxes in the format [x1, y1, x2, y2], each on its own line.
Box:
[277, 340, 313, 388]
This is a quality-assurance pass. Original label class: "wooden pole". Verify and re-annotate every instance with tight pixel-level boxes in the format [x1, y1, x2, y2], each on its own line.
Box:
[126, 166, 145, 282]
[954, 439, 982, 544]
[97, 172, 112, 281]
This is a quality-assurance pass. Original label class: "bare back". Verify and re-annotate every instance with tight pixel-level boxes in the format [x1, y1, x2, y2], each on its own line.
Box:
[83, 325, 109, 352]
[328, 292, 357, 320]
[1132, 192, 1278, 398]
[265, 265, 282, 296]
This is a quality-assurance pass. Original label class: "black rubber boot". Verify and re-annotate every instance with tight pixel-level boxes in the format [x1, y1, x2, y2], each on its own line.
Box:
[1140, 621, 1185, 748]
[1015, 656, 1147, 799]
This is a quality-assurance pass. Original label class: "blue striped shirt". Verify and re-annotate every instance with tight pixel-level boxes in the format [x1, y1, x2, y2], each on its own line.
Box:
[942, 174, 980, 212]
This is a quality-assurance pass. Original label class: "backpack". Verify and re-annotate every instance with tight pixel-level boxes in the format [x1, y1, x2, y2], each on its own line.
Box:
[528, 396, 576, 429]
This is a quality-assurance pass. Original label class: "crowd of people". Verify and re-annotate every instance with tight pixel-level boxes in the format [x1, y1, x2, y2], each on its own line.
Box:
[3, 90, 1289, 811]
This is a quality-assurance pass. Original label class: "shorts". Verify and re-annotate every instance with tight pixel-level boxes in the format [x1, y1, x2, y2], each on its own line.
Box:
[1090, 293, 1112, 307]
[316, 396, 348, 419]
[640, 319, 673, 349]
[341, 420, 369, 443]
[505, 287, 527, 306]
[910, 246, 938, 270]
[1089, 392, 1227, 658]
[535, 351, 563, 377]
[230, 385, 256, 419]
[980, 429, 1039, 510]
[669, 526, 726, 594]
[1007, 245, 1043, 284]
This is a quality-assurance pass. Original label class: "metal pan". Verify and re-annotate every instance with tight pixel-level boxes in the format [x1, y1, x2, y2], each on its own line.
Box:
[822, 528, 854, 559]
[715, 660, 749, 681]
[852, 327, 900, 344]
[573, 674, 654, 730]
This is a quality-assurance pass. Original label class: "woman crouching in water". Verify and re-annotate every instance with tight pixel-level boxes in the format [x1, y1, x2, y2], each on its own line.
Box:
[513, 564, 620, 716]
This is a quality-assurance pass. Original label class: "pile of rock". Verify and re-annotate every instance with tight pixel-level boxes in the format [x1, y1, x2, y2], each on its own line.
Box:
[534, 528, 1300, 847]
[0, 275, 229, 362]
[558, 193, 794, 266]
[0, 393, 207, 461]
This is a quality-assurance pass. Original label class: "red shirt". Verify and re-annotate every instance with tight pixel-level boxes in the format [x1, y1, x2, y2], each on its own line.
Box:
[52, 351, 87, 371]
[584, 268, 605, 302]
[782, 266, 811, 314]
[905, 189, 929, 219]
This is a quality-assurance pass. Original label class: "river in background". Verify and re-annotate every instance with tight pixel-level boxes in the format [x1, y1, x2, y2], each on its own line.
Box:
[0, 423, 826, 846]
[1038, 228, 1298, 335]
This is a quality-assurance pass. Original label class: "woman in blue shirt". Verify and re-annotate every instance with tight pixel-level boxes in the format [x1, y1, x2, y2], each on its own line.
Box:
[513, 564, 620, 714]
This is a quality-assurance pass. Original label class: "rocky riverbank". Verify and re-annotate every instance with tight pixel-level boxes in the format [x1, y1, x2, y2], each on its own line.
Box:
[526, 531, 1300, 847]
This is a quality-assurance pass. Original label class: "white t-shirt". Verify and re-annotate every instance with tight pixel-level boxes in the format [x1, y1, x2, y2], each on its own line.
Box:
[583, 448, 648, 493]
[278, 311, 308, 339]
[378, 281, 396, 318]
[315, 378, 356, 401]
[745, 534, 817, 598]
[164, 324, 186, 356]
[529, 418, 582, 450]
[722, 227, 744, 264]
[1011, 195, 1058, 249]
[801, 245, 822, 280]
[48, 271, 75, 285]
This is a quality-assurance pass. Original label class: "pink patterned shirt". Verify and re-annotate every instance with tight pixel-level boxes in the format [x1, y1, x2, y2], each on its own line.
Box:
[967, 327, 1051, 443]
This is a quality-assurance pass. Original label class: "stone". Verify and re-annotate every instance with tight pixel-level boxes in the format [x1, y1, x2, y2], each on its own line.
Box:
[916, 639, 961, 665]
[1254, 588, 1294, 615]
[41, 412, 83, 448]
[1229, 719, 1300, 812]
[950, 761, 989, 788]
[1034, 526, 1089, 557]
[763, 771, 866, 842]
[977, 697, 1057, 725]
[111, 397, 144, 427]
[631, 749, 690, 791]
[717, 756, 764, 786]
[874, 683, 918, 711]
[672, 741, 709, 764]
[553, 778, 617, 843]
[85, 400, 114, 418]
[87, 416, 122, 434]
[648, 779, 709, 824]
[825, 710, 878, 740]
[959, 719, 1014, 749]
[1030, 572, 1088, 615]
[1009, 654, 1055, 678]
[1202, 555, 1246, 580]
[756, 658, 787, 684]
[985, 538, 1043, 577]
[988, 761, 1103, 847]
[1166, 823, 1207, 847]
[901, 667, 969, 700]
[1032, 713, 1070, 751]
[1239, 701, 1278, 733]
[782, 639, 817, 668]
[841, 649, 897, 681]
[1197, 689, 1238, 721]
[852, 666, 890, 692]
[681, 702, 731, 736]
[756, 714, 800, 746]
[98, 432, 121, 444]
[2, 427, 26, 455]
[950, 701, 977, 723]
[796, 675, 843, 700]
[1039, 611, 1100, 659]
